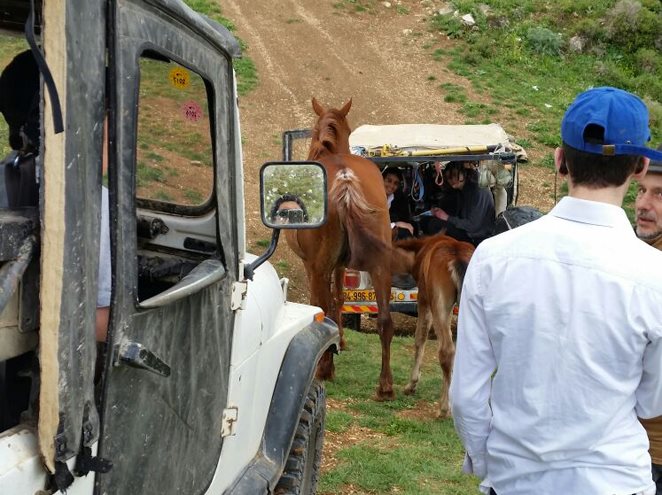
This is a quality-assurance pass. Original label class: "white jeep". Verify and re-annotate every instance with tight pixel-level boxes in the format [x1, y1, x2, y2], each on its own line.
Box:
[284, 123, 526, 330]
[0, 1, 338, 494]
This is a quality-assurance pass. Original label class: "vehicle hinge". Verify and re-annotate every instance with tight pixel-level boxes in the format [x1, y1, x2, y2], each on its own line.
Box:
[221, 407, 238, 437]
[231, 281, 247, 311]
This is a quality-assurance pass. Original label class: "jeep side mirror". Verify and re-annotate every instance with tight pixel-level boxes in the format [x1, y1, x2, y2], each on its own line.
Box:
[260, 161, 327, 229]
[244, 161, 327, 280]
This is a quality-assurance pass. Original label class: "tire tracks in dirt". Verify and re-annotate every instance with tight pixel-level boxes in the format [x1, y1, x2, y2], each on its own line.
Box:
[220, 0, 555, 303]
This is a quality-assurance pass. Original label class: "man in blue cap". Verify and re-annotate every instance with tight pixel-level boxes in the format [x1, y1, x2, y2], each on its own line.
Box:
[635, 144, 662, 495]
[450, 87, 662, 495]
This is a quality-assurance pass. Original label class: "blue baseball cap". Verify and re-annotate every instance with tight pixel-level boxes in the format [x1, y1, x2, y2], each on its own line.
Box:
[648, 144, 662, 174]
[561, 87, 662, 162]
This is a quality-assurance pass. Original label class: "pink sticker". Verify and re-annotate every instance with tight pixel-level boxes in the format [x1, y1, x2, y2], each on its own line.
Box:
[182, 100, 203, 122]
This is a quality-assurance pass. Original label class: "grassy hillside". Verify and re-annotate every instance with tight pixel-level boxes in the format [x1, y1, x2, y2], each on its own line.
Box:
[427, 1, 660, 147]
[183, 0, 258, 95]
[425, 0, 661, 216]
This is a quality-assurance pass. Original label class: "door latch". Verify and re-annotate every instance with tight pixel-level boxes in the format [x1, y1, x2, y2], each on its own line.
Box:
[221, 407, 238, 437]
[118, 341, 171, 377]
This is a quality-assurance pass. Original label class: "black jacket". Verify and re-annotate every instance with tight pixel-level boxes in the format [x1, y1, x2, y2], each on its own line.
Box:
[389, 191, 411, 224]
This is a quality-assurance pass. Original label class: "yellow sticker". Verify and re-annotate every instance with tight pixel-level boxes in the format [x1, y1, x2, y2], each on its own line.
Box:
[169, 67, 190, 89]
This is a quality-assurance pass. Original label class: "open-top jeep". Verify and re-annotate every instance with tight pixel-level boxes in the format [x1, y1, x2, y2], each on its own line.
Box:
[284, 123, 526, 330]
[0, 1, 338, 494]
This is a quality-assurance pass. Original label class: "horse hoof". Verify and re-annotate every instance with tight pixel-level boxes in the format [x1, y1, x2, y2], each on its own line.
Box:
[374, 389, 396, 402]
[437, 408, 452, 419]
[339, 339, 348, 351]
[403, 384, 416, 396]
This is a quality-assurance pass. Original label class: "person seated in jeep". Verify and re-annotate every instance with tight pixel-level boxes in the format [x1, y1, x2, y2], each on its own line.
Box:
[428, 161, 495, 246]
[383, 167, 414, 240]
[0, 49, 111, 341]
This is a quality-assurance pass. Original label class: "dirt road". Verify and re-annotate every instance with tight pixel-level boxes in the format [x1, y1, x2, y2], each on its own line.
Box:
[222, 0, 555, 302]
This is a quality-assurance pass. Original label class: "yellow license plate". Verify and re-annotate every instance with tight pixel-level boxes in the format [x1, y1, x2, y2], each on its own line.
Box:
[343, 290, 399, 302]
[344, 290, 377, 302]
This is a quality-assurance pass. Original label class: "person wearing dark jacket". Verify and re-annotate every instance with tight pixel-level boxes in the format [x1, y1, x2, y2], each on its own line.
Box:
[383, 167, 414, 240]
[430, 161, 495, 246]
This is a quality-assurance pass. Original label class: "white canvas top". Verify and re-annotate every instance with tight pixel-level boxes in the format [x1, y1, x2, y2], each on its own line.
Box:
[349, 123, 511, 150]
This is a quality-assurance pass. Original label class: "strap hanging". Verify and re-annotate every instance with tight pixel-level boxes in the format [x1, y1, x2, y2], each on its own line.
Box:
[25, 0, 63, 135]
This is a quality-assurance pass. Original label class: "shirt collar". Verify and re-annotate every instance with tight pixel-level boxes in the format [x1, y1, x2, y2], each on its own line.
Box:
[549, 196, 634, 233]
[387, 193, 394, 208]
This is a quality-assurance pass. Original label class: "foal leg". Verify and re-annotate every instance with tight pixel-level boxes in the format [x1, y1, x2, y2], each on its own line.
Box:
[404, 304, 432, 396]
[431, 294, 456, 418]
[332, 267, 347, 350]
[371, 265, 395, 401]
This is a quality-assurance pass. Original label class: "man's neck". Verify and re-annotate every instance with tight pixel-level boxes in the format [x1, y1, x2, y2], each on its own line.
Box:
[568, 182, 629, 207]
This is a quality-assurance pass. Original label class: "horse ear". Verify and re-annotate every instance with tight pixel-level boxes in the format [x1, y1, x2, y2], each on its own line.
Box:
[312, 97, 325, 116]
[339, 98, 353, 117]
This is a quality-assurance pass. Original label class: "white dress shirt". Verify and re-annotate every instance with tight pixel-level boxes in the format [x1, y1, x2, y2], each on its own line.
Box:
[450, 196, 662, 495]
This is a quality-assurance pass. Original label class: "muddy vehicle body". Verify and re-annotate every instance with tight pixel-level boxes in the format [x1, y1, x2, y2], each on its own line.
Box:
[284, 124, 524, 329]
[0, 1, 338, 494]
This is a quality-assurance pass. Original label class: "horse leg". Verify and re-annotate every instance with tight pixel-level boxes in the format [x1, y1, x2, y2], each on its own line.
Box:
[404, 303, 432, 396]
[431, 294, 456, 418]
[371, 266, 395, 401]
[332, 267, 347, 350]
[309, 267, 337, 381]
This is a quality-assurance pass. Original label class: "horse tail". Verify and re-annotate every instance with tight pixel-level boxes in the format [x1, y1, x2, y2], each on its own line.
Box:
[330, 168, 388, 267]
[449, 243, 475, 303]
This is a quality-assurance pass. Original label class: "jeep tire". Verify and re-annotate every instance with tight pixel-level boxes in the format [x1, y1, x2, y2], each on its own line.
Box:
[274, 380, 326, 495]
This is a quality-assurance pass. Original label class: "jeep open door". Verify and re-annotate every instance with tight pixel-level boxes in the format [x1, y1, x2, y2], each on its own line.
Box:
[96, 1, 240, 493]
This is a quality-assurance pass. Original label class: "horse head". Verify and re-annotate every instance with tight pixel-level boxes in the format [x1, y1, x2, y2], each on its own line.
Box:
[309, 97, 353, 159]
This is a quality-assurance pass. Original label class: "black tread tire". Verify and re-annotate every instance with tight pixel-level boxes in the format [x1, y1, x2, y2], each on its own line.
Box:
[274, 380, 326, 495]
[341, 313, 361, 332]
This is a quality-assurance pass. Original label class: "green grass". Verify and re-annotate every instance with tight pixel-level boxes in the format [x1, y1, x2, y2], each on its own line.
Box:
[183, 0, 257, 95]
[320, 330, 479, 495]
[275, 260, 290, 272]
[255, 238, 270, 248]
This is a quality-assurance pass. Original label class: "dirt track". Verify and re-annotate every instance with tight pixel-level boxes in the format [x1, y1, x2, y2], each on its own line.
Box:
[222, 0, 555, 303]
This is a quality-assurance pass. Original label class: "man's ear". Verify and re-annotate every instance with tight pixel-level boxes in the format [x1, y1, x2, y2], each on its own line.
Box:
[633, 157, 650, 180]
[554, 147, 568, 176]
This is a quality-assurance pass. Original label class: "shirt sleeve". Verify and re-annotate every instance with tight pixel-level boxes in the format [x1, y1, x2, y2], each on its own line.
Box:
[449, 247, 496, 480]
[97, 186, 111, 308]
[636, 333, 662, 419]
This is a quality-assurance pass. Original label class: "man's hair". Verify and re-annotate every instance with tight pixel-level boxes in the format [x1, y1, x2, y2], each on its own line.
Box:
[648, 144, 662, 174]
[382, 167, 403, 182]
[0, 50, 39, 151]
[444, 161, 478, 183]
[270, 194, 308, 221]
[562, 142, 644, 188]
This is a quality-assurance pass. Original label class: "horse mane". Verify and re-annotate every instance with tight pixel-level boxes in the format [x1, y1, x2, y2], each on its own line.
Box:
[309, 111, 348, 159]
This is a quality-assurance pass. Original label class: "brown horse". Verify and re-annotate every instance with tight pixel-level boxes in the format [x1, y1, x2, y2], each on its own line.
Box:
[392, 234, 475, 416]
[285, 98, 396, 399]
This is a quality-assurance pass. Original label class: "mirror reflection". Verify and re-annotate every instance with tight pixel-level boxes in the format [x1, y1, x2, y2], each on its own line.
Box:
[261, 162, 327, 229]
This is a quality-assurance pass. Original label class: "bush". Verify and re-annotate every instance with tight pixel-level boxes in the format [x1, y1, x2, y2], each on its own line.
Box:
[525, 26, 563, 56]
[593, 60, 632, 89]
[634, 48, 660, 74]
[645, 97, 662, 142]
[604, 0, 662, 52]
[430, 13, 465, 39]
[574, 18, 606, 48]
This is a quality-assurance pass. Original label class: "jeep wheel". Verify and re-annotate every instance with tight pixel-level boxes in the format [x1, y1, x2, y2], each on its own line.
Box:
[275, 380, 326, 495]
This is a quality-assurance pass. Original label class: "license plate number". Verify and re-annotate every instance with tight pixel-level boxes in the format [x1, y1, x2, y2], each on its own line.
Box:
[343, 290, 377, 302]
